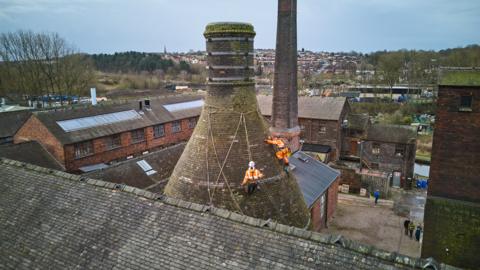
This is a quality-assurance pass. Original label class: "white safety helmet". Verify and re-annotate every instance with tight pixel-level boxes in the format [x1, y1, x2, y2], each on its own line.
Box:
[248, 161, 255, 168]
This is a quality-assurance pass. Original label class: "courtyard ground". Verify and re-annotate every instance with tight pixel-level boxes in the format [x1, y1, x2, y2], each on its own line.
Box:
[323, 190, 426, 258]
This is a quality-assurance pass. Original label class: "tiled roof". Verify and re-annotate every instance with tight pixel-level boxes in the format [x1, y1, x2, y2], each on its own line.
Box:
[0, 110, 32, 139]
[85, 143, 186, 193]
[33, 95, 203, 145]
[0, 158, 450, 270]
[290, 151, 340, 208]
[367, 124, 417, 144]
[0, 141, 64, 171]
[257, 95, 348, 121]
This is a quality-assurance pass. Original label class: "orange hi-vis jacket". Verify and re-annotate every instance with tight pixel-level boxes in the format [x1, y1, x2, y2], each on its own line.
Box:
[276, 148, 291, 165]
[265, 138, 286, 148]
[242, 168, 264, 186]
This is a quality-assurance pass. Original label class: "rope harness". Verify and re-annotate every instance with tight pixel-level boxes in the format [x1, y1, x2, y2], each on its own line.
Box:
[204, 104, 257, 214]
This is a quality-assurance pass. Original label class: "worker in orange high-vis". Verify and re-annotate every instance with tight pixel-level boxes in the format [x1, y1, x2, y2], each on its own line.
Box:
[242, 161, 264, 195]
[276, 147, 291, 165]
[265, 136, 291, 166]
[265, 136, 286, 148]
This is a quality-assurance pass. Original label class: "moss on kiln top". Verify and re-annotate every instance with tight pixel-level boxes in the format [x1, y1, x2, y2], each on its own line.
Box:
[204, 22, 256, 37]
[440, 69, 480, 86]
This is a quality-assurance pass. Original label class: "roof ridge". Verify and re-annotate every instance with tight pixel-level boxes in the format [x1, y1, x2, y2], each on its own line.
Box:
[0, 157, 445, 269]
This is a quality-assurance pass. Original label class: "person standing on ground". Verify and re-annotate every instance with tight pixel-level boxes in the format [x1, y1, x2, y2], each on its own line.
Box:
[374, 190, 380, 205]
[403, 219, 410, 236]
[415, 225, 422, 242]
[408, 221, 415, 239]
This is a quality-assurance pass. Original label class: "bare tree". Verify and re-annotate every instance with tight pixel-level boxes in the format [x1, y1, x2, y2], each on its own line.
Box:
[0, 30, 93, 105]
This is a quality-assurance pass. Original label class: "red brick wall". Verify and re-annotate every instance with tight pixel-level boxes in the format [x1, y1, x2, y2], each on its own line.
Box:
[429, 86, 480, 202]
[327, 178, 339, 221]
[14, 115, 66, 165]
[65, 117, 197, 171]
[310, 200, 323, 232]
[14, 115, 198, 172]
[309, 177, 339, 232]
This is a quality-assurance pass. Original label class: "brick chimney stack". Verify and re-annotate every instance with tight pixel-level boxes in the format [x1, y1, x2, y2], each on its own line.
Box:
[164, 22, 310, 228]
[271, 0, 300, 151]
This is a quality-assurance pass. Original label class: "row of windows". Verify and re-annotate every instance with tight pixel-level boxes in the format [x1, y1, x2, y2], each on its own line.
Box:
[73, 118, 197, 159]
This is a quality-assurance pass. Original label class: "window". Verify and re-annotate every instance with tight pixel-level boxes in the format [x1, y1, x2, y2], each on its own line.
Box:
[153, 124, 165, 138]
[372, 143, 380, 155]
[320, 194, 326, 219]
[188, 118, 197, 129]
[131, 128, 145, 144]
[74, 141, 93, 159]
[460, 95, 473, 111]
[105, 134, 121, 150]
[319, 126, 327, 134]
[371, 163, 379, 170]
[172, 121, 182, 133]
[395, 145, 405, 157]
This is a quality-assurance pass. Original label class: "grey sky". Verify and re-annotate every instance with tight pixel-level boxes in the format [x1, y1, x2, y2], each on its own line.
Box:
[1, 0, 479, 54]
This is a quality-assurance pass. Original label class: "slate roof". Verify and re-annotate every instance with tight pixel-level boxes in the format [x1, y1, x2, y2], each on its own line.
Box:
[0, 110, 32, 140]
[0, 158, 450, 270]
[367, 124, 417, 144]
[257, 95, 348, 121]
[33, 95, 203, 145]
[85, 143, 185, 193]
[0, 141, 64, 171]
[290, 151, 340, 208]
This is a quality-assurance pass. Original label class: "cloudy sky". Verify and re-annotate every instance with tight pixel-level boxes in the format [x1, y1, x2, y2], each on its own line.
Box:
[0, 0, 479, 54]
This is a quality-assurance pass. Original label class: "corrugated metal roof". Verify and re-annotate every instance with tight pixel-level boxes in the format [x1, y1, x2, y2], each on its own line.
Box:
[290, 151, 340, 208]
[163, 100, 204, 112]
[57, 110, 141, 132]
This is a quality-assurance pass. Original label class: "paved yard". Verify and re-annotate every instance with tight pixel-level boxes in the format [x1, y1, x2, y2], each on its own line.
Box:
[323, 193, 424, 258]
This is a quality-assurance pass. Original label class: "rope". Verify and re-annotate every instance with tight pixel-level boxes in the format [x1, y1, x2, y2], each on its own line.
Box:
[242, 113, 253, 162]
[207, 109, 244, 214]
[205, 111, 212, 205]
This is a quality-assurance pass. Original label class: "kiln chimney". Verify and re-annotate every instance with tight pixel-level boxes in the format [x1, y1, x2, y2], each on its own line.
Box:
[271, 0, 300, 151]
[164, 22, 309, 228]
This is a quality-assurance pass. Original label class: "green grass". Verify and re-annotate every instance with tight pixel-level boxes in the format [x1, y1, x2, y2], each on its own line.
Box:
[440, 70, 480, 86]
[415, 151, 431, 163]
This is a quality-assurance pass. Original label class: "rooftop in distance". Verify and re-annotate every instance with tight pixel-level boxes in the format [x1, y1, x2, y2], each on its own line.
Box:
[439, 67, 480, 86]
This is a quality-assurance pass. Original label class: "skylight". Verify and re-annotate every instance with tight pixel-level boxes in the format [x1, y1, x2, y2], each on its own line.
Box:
[163, 100, 204, 112]
[137, 160, 157, 176]
[57, 110, 141, 132]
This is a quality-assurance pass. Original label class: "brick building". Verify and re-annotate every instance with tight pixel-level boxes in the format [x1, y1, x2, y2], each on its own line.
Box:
[14, 96, 202, 172]
[341, 113, 370, 157]
[360, 124, 417, 188]
[422, 69, 480, 268]
[290, 151, 340, 231]
[257, 95, 350, 162]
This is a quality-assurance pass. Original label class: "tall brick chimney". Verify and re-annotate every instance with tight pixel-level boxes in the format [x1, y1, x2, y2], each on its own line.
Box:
[164, 22, 310, 228]
[271, 0, 300, 151]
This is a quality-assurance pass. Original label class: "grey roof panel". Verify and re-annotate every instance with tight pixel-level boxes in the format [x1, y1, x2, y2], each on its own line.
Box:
[290, 151, 340, 208]
[0, 158, 436, 269]
[163, 99, 204, 112]
[57, 110, 142, 132]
